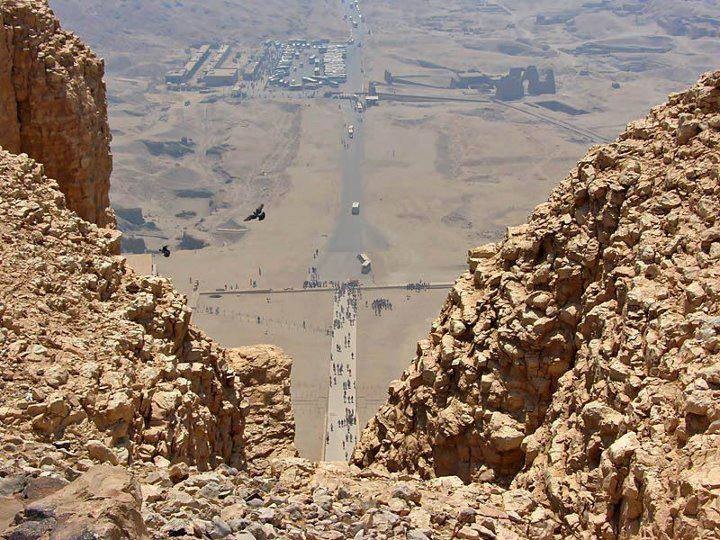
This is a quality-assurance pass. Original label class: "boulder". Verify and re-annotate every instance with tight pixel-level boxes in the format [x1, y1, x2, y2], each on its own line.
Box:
[6, 465, 146, 539]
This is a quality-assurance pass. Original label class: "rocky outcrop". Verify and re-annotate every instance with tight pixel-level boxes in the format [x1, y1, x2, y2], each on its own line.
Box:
[0, 149, 295, 473]
[228, 346, 297, 473]
[0, 0, 112, 226]
[354, 71, 720, 537]
[3, 464, 147, 539]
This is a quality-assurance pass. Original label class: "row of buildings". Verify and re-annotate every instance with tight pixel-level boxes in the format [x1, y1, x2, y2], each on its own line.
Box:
[164, 38, 352, 92]
[165, 44, 212, 85]
[165, 43, 240, 88]
[203, 44, 238, 87]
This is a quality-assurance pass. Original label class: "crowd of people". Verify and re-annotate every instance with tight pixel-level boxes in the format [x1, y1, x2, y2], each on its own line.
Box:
[304, 279, 335, 289]
[406, 280, 431, 291]
[325, 282, 359, 460]
[370, 297, 393, 316]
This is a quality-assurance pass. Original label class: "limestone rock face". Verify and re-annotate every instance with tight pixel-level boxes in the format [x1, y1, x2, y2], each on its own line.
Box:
[354, 71, 720, 537]
[0, 150, 294, 472]
[2, 1, 720, 538]
[228, 345, 298, 472]
[0, 0, 112, 226]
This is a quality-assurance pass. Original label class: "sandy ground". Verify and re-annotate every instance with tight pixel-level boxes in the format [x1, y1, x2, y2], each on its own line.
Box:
[55, 0, 720, 459]
[356, 287, 450, 429]
[153, 97, 345, 290]
[188, 285, 449, 459]
[193, 290, 333, 459]
[358, 99, 586, 283]
[361, 0, 720, 135]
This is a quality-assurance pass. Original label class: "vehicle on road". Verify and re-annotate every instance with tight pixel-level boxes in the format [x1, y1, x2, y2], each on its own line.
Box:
[351, 202, 360, 215]
[348, 125, 354, 138]
[357, 253, 372, 274]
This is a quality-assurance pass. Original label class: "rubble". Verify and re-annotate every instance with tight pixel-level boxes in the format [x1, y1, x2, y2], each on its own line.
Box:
[4, 465, 147, 539]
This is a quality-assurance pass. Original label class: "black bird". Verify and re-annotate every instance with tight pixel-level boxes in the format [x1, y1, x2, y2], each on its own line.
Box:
[159, 245, 171, 258]
[244, 204, 266, 222]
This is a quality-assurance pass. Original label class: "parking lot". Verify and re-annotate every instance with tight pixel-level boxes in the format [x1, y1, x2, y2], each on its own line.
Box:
[266, 39, 348, 91]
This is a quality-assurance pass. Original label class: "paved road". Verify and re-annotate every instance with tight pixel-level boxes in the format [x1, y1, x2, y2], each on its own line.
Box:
[320, 2, 371, 461]
[317, 3, 388, 283]
[323, 284, 359, 460]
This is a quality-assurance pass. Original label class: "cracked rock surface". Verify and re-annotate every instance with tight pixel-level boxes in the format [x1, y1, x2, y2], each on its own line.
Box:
[0, 0, 113, 226]
[354, 70, 720, 538]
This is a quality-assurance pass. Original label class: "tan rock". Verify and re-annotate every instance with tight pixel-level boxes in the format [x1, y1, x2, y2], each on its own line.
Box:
[0, 0, 113, 227]
[86, 439, 119, 466]
[606, 432, 639, 465]
[169, 462, 190, 484]
[488, 413, 525, 452]
[227, 345, 298, 472]
[457, 525, 481, 539]
[7, 465, 146, 539]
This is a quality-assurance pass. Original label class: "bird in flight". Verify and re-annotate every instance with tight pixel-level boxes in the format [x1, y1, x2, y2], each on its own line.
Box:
[244, 204, 266, 222]
[159, 245, 171, 258]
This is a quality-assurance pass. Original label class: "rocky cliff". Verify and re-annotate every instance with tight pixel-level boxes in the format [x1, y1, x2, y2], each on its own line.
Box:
[353, 71, 720, 537]
[0, 148, 296, 473]
[229, 346, 297, 473]
[1, 1, 720, 539]
[0, 0, 112, 226]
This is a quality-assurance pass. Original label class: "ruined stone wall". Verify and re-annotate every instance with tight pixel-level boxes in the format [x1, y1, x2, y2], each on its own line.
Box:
[0, 0, 113, 226]
[354, 71, 720, 538]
